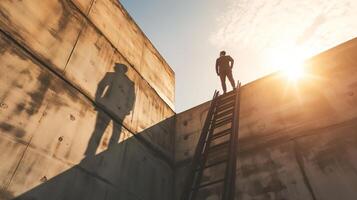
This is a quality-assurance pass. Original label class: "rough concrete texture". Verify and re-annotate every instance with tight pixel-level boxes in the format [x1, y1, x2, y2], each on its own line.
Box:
[75, 0, 175, 109]
[174, 38, 357, 200]
[175, 101, 211, 163]
[0, 0, 175, 199]
[2, 0, 357, 199]
[0, 0, 174, 110]
[0, 29, 174, 200]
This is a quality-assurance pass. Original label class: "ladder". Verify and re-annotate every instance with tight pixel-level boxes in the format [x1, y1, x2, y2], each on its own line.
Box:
[181, 82, 241, 200]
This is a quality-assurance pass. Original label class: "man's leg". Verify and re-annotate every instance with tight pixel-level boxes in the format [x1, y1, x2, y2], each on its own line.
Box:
[220, 73, 227, 93]
[109, 120, 122, 146]
[84, 110, 110, 156]
[227, 70, 236, 90]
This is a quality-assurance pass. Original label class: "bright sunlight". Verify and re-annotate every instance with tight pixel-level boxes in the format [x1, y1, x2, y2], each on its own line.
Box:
[267, 46, 309, 82]
[282, 64, 305, 81]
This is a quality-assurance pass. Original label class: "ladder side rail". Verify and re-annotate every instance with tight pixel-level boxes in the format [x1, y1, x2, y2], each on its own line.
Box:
[222, 82, 241, 200]
[191, 92, 234, 200]
[181, 90, 219, 200]
[189, 123, 217, 200]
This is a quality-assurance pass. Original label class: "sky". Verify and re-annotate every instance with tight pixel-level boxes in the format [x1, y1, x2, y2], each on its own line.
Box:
[119, 0, 357, 112]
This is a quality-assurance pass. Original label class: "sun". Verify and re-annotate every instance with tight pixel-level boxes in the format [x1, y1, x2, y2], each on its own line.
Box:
[267, 47, 307, 82]
[282, 64, 305, 81]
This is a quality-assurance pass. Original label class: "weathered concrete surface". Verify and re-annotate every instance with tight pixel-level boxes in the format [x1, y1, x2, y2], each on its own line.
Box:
[8, 132, 173, 200]
[0, 0, 174, 110]
[235, 142, 315, 200]
[79, 0, 175, 108]
[0, 0, 84, 72]
[86, 0, 144, 70]
[174, 38, 357, 200]
[0, 0, 175, 198]
[174, 101, 210, 163]
[0, 31, 174, 199]
[71, 0, 94, 14]
[2, 0, 357, 199]
[292, 121, 357, 200]
[0, 0, 175, 157]
[64, 22, 174, 138]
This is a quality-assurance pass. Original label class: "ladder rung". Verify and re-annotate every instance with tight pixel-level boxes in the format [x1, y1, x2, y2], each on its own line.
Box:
[214, 118, 232, 127]
[217, 101, 234, 112]
[217, 101, 234, 109]
[217, 95, 235, 102]
[218, 97, 234, 106]
[197, 159, 228, 171]
[218, 90, 236, 99]
[194, 178, 225, 190]
[215, 108, 234, 119]
[211, 128, 231, 140]
[208, 141, 229, 152]
[216, 102, 235, 112]
[182, 89, 240, 200]
[214, 116, 233, 125]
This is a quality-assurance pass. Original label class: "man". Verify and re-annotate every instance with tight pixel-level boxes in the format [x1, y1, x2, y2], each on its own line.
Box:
[216, 51, 236, 93]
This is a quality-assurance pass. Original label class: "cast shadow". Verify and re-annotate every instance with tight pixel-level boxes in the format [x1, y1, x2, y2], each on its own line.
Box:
[7, 62, 175, 199]
[10, 117, 175, 200]
[84, 63, 135, 157]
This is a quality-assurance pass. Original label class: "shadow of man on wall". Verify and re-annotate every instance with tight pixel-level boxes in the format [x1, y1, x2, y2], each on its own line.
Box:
[84, 63, 135, 157]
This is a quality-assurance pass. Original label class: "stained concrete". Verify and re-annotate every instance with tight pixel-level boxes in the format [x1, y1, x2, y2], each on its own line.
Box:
[9, 132, 173, 200]
[0, 0, 174, 110]
[63, 22, 174, 136]
[0, 0, 84, 71]
[174, 38, 357, 200]
[2, 0, 357, 199]
[0, 30, 174, 199]
[0, 0, 175, 199]
[77, 0, 175, 108]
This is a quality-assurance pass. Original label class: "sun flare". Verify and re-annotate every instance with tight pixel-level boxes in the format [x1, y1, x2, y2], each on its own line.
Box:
[282, 65, 305, 81]
[267, 46, 309, 82]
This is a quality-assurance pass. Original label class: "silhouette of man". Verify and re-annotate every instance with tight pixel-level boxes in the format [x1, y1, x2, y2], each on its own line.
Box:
[85, 63, 135, 156]
[216, 51, 236, 93]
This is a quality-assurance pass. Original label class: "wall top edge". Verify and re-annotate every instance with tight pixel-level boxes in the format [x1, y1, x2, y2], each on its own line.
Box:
[117, 0, 175, 75]
[178, 37, 357, 114]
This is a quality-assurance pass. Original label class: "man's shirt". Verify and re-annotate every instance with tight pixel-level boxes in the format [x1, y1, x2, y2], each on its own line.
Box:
[216, 55, 234, 74]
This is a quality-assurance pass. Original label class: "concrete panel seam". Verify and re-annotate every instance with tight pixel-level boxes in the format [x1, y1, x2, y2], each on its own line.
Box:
[70, 0, 175, 111]
[238, 116, 357, 155]
[4, 103, 50, 190]
[75, 165, 116, 188]
[63, 0, 96, 73]
[63, 21, 86, 72]
[86, 0, 96, 16]
[0, 29, 174, 169]
[115, 0, 174, 75]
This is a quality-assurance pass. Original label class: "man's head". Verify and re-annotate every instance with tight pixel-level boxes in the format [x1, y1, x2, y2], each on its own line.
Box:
[220, 51, 226, 56]
[114, 63, 128, 73]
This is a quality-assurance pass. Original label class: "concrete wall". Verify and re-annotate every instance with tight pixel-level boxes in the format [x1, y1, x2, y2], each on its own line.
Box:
[174, 38, 357, 200]
[0, 0, 175, 199]
[3, 1, 357, 199]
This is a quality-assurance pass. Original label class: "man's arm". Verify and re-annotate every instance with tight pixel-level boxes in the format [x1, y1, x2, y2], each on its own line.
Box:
[215, 59, 219, 75]
[229, 56, 234, 69]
